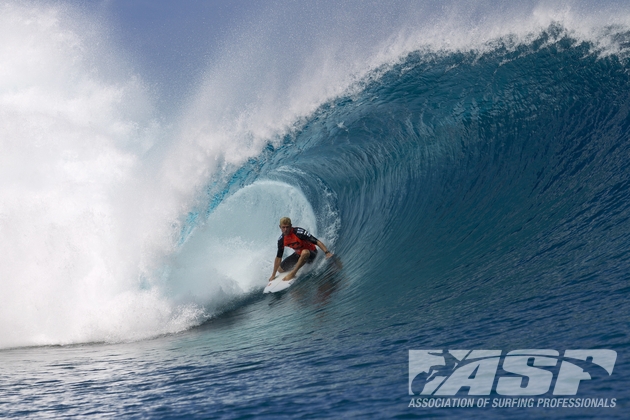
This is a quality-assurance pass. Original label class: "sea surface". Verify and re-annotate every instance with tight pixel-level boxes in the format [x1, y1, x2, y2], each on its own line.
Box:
[1, 2, 630, 418]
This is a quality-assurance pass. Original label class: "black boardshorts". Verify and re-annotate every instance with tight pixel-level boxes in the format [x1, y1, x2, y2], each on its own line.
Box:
[280, 249, 317, 271]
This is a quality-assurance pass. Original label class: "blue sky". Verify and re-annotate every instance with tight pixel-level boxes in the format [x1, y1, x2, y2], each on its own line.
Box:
[90, 1, 260, 101]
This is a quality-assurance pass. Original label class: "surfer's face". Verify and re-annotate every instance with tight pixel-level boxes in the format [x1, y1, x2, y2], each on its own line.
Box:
[280, 223, 292, 236]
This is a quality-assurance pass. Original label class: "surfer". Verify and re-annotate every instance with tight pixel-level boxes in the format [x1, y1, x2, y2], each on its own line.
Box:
[270, 217, 333, 281]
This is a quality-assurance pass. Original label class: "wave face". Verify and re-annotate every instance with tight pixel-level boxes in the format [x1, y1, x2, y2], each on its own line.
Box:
[258, 29, 630, 316]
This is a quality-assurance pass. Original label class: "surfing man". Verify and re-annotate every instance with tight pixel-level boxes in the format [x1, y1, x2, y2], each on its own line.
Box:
[270, 217, 333, 281]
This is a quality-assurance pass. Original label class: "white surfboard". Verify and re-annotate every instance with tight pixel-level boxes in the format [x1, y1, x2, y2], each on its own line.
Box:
[263, 274, 296, 294]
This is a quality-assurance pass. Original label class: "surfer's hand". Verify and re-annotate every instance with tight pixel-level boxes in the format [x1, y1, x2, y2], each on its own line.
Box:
[325, 251, 333, 259]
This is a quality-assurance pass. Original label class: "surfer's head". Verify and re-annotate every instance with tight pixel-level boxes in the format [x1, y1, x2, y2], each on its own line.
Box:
[279, 217, 292, 235]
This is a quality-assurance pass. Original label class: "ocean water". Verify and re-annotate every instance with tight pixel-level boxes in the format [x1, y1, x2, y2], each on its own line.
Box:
[1, 1, 630, 418]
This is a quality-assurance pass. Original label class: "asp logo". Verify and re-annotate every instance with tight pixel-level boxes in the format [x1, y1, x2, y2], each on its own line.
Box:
[409, 350, 617, 396]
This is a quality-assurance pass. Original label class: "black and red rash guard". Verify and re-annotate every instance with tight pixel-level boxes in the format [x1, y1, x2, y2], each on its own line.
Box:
[277, 227, 318, 258]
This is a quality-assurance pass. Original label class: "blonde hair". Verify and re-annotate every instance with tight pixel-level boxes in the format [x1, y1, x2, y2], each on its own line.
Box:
[279, 217, 292, 226]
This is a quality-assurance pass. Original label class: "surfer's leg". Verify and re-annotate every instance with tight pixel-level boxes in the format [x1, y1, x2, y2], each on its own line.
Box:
[279, 253, 299, 273]
[284, 250, 310, 281]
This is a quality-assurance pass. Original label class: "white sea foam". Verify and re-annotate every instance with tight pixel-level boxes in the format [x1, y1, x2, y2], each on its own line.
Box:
[0, 3, 195, 348]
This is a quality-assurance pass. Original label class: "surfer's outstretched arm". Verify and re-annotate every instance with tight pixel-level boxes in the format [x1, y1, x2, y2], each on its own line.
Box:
[316, 240, 333, 258]
[270, 257, 282, 281]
